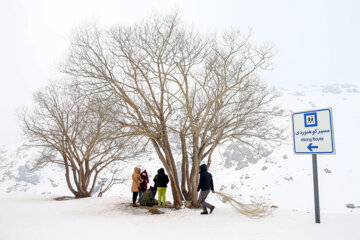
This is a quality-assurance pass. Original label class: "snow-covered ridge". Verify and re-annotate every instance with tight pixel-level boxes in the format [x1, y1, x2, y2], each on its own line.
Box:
[1, 84, 360, 213]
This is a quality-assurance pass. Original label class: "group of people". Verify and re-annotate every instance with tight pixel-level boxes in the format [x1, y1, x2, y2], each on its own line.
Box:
[131, 164, 215, 215]
[131, 167, 169, 207]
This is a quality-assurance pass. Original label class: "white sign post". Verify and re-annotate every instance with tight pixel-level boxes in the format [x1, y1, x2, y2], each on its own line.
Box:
[291, 108, 335, 223]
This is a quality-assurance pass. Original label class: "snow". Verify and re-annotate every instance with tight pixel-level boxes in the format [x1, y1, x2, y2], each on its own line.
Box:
[0, 194, 359, 240]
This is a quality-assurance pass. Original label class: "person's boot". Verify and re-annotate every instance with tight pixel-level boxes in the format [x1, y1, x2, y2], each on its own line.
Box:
[132, 203, 138, 207]
[210, 206, 215, 214]
[200, 211, 208, 215]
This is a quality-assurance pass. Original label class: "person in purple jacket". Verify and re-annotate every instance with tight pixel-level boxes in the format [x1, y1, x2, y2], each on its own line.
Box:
[196, 164, 215, 215]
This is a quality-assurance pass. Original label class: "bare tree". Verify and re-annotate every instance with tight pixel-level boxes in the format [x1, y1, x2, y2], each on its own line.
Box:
[97, 169, 125, 197]
[20, 81, 138, 198]
[62, 13, 284, 207]
[173, 31, 285, 203]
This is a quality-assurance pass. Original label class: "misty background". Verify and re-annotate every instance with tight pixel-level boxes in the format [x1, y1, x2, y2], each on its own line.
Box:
[1, 0, 359, 146]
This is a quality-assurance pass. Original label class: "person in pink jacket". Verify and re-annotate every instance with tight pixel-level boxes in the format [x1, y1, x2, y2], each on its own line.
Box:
[139, 169, 149, 197]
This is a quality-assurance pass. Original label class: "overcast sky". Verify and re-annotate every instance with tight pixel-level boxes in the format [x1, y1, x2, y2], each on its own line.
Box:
[0, 0, 359, 146]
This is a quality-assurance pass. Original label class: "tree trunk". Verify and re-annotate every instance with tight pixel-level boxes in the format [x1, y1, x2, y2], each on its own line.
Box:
[63, 157, 94, 198]
[64, 155, 78, 196]
[162, 147, 184, 208]
[180, 132, 190, 200]
[189, 155, 200, 206]
[168, 173, 183, 209]
[151, 139, 183, 208]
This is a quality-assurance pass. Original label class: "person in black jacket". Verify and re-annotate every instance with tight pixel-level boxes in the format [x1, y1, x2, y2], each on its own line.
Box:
[196, 164, 215, 214]
[153, 168, 169, 206]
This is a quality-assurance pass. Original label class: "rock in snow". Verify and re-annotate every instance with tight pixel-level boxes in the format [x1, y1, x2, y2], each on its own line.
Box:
[284, 177, 293, 182]
[184, 201, 192, 208]
[346, 203, 356, 209]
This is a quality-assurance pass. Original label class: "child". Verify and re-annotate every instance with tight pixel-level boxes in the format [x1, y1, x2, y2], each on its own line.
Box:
[139, 169, 149, 197]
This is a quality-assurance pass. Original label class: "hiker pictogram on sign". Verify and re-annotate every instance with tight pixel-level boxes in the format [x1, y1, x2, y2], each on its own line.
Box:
[304, 113, 318, 127]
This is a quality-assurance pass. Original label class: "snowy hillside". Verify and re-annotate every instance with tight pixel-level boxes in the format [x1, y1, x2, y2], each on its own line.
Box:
[1, 83, 360, 214]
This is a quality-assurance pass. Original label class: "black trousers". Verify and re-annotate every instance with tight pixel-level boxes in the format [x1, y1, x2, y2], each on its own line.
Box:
[132, 192, 138, 204]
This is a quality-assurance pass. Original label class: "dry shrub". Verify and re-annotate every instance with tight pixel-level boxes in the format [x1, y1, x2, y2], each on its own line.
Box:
[144, 207, 164, 215]
[135, 205, 166, 214]
[216, 191, 274, 218]
[54, 196, 76, 201]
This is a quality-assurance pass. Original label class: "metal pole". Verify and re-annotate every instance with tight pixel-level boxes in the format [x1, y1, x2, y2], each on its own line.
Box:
[312, 154, 320, 223]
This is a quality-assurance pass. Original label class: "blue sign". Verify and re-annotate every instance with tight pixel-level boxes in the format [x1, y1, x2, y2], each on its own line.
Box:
[292, 108, 335, 154]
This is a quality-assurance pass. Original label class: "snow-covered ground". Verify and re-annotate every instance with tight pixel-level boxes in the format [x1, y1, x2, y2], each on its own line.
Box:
[0, 84, 360, 239]
[0, 194, 359, 240]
